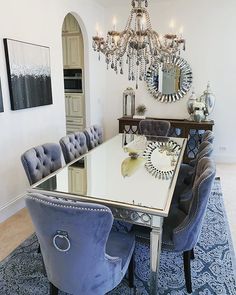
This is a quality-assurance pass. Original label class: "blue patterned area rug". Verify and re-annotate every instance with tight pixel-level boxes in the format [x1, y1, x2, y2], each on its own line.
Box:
[1, 179, 236, 295]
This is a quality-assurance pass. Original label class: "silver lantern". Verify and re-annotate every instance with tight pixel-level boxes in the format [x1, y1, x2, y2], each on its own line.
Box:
[123, 87, 135, 117]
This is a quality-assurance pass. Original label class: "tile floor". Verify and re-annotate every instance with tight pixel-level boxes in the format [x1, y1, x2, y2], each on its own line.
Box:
[0, 163, 235, 262]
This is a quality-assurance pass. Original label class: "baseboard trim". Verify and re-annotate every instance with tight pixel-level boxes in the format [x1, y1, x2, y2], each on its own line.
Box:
[0, 194, 25, 223]
[214, 154, 236, 164]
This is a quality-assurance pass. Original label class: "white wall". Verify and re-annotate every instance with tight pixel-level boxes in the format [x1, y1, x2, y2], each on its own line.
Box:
[102, 0, 236, 162]
[0, 0, 106, 221]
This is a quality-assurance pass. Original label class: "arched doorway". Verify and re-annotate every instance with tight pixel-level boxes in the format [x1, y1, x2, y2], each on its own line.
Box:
[62, 13, 85, 134]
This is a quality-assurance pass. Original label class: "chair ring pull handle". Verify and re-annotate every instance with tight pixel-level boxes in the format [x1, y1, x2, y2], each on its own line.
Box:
[53, 234, 71, 252]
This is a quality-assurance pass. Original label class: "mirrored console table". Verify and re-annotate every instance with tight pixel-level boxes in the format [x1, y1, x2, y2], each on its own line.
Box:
[118, 117, 214, 163]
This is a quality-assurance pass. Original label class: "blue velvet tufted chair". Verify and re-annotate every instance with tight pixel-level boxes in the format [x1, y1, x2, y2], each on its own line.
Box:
[84, 125, 103, 150]
[162, 157, 216, 293]
[59, 131, 88, 164]
[139, 119, 170, 136]
[176, 141, 214, 191]
[201, 130, 214, 144]
[25, 193, 135, 295]
[21, 143, 62, 185]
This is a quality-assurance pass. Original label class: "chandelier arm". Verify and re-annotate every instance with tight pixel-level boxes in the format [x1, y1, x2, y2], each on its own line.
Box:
[144, 10, 152, 30]
[118, 31, 133, 57]
[98, 42, 118, 57]
[125, 8, 135, 31]
[145, 31, 159, 57]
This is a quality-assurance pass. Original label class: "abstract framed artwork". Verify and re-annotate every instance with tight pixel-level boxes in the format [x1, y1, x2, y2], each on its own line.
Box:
[4, 39, 53, 110]
[0, 79, 3, 112]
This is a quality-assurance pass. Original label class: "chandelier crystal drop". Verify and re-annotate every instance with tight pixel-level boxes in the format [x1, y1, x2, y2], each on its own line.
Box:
[92, 0, 185, 88]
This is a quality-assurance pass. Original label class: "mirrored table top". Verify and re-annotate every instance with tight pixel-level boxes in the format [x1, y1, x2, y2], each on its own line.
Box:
[31, 134, 187, 216]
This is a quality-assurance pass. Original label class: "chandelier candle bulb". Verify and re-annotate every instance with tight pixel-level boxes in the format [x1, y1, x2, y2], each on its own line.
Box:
[141, 15, 146, 31]
[95, 23, 100, 36]
[112, 17, 117, 31]
[169, 19, 175, 32]
[179, 26, 184, 35]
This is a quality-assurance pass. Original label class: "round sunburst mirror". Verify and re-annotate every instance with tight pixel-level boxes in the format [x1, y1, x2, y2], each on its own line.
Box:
[146, 56, 193, 103]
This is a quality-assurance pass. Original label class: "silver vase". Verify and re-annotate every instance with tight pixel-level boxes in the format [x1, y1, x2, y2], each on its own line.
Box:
[187, 90, 206, 122]
[199, 82, 215, 120]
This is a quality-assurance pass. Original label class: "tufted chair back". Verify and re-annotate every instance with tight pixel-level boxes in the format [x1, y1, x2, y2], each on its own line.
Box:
[188, 141, 213, 168]
[84, 125, 103, 150]
[173, 157, 216, 251]
[139, 119, 170, 137]
[197, 141, 213, 159]
[25, 193, 134, 295]
[185, 141, 213, 186]
[59, 132, 88, 164]
[21, 143, 62, 185]
[202, 130, 214, 144]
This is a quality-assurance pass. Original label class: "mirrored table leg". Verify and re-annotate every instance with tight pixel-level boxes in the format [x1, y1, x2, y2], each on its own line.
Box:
[150, 217, 163, 294]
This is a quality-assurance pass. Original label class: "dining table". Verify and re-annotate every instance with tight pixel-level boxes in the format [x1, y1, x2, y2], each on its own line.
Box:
[29, 133, 187, 294]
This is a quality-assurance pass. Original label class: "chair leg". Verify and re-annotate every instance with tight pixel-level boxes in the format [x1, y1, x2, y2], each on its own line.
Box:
[191, 248, 195, 260]
[183, 251, 193, 293]
[128, 254, 135, 289]
[50, 282, 58, 295]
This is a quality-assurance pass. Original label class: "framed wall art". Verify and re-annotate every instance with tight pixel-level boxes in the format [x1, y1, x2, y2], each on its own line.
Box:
[0, 79, 3, 112]
[4, 38, 53, 110]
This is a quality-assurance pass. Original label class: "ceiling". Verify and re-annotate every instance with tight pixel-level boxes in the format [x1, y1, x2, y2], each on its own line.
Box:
[96, 0, 132, 7]
[96, 0, 165, 7]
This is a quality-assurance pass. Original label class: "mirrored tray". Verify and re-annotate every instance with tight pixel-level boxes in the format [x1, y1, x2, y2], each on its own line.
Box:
[143, 140, 181, 180]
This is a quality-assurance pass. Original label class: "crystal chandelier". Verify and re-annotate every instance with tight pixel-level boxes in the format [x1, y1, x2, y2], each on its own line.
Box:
[92, 0, 185, 88]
